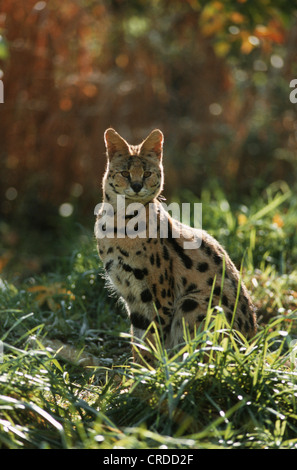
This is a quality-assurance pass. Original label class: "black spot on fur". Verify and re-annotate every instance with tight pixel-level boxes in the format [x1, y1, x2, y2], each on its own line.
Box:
[141, 289, 153, 303]
[167, 221, 193, 269]
[131, 312, 151, 330]
[197, 262, 209, 272]
[213, 253, 221, 265]
[155, 299, 161, 309]
[222, 295, 229, 307]
[134, 268, 148, 280]
[213, 286, 221, 296]
[163, 245, 170, 260]
[162, 306, 171, 316]
[226, 311, 233, 323]
[186, 283, 198, 293]
[182, 299, 199, 312]
[156, 253, 161, 268]
[201, 240, 212, 256]
[105, 260, 113, 271]
[123, 263, 133, 272]
[118, 247, 129, 257]
[197, 314, 205, 322]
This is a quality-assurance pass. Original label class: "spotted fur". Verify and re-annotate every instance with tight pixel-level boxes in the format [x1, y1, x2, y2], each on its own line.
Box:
[95, 128, 257, 363]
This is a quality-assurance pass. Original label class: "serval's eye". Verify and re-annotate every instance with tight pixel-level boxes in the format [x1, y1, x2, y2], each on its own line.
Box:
[121, 171, 130, 178]
[143, 171, 152, 178]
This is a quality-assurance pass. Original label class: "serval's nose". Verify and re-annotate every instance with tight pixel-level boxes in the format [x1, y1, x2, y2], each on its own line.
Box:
[131, 182, 143, 193]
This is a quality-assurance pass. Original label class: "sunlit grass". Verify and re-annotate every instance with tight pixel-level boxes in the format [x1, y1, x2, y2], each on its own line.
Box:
[2, 307, 297, 448]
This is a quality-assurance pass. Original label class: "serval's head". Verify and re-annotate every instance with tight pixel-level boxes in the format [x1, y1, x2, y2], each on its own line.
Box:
[103, 128, 164, 205]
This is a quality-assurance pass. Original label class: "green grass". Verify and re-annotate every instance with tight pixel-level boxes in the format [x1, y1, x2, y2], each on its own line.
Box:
[1, 182, 297, 448]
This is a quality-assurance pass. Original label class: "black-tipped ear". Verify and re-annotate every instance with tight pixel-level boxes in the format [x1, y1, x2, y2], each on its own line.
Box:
[141, 129, 164, 159]
[104, 128, 129, 159]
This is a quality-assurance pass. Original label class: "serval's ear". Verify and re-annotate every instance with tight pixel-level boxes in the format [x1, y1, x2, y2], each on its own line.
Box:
[140, 129, 164, 159]
[104, 128, 129, 159]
